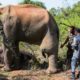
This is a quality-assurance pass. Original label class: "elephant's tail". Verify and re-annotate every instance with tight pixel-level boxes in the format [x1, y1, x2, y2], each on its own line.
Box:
[48, 12, 59, 40]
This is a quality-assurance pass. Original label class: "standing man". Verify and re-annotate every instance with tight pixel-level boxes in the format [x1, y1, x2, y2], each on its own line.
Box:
[61, 26, 75, 69]
[71, 28, 80, 80]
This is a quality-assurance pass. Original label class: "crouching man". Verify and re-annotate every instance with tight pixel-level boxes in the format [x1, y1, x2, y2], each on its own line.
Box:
[71, 28, 80, 80]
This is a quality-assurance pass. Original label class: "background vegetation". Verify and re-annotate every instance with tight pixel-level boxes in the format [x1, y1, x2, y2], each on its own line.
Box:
[49, 1, 80, 60]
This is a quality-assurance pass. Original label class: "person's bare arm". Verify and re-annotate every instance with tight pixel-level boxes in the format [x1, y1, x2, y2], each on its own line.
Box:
[60, 36, 69, 48]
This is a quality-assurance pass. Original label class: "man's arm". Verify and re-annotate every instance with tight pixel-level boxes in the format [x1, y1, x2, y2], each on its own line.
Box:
[60, 36, 69, 48]
[71, 37, 78, 50]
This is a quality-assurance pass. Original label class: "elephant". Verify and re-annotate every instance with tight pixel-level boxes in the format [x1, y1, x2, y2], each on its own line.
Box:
[0, 4, 59, 74]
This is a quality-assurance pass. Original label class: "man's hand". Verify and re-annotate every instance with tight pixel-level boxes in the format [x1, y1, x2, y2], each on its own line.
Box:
[60, 44, 64, 48]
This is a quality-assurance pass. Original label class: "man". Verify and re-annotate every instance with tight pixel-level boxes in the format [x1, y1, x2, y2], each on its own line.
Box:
[61, 26, 75, 69]
[71, 28, 80, 80]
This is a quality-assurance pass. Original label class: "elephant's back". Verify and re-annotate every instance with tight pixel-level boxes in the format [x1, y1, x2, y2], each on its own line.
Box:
[9, 5, 49, 24]
[10, 5, 49, 42]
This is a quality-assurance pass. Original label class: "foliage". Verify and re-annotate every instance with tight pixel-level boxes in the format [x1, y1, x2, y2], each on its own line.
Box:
[49, 1, 80, 41]
[20, 0, 46, 9]
[49, 1, 80, 61]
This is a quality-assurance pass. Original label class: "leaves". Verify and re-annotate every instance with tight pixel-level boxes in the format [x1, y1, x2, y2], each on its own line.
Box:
[49, 1, 80, 42]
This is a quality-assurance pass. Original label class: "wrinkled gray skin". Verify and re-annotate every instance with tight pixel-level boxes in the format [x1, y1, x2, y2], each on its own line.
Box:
[0, 5, 59, 74]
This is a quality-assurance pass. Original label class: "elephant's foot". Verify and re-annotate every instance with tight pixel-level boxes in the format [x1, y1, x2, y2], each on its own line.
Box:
[1, 66, 11, 71]
[46, 68, 58, 74]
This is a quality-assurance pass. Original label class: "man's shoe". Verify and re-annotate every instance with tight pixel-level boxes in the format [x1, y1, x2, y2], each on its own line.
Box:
[71, 72, 75, 80]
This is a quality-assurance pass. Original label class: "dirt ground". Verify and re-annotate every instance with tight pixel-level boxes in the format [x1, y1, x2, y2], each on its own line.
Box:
[0, 64, 79, 80]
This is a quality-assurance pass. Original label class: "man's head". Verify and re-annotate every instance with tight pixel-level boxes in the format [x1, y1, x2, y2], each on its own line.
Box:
[68, 26, 75, 35]
[75, 28, 80, 35]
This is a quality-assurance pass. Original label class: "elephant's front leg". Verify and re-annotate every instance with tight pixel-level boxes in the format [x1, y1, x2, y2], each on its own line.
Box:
[2, 44, 13, 71]
[12, 42, 21, 70]
[2, 41, 20, 71]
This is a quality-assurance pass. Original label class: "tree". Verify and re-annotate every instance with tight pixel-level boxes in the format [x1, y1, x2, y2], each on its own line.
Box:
[20, 0, 46, 9]
[49, 8, 57, 16]
[49, 1, 80, 43]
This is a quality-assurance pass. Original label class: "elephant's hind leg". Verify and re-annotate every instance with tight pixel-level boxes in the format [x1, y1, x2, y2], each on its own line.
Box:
[40, 32, 59, 74]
